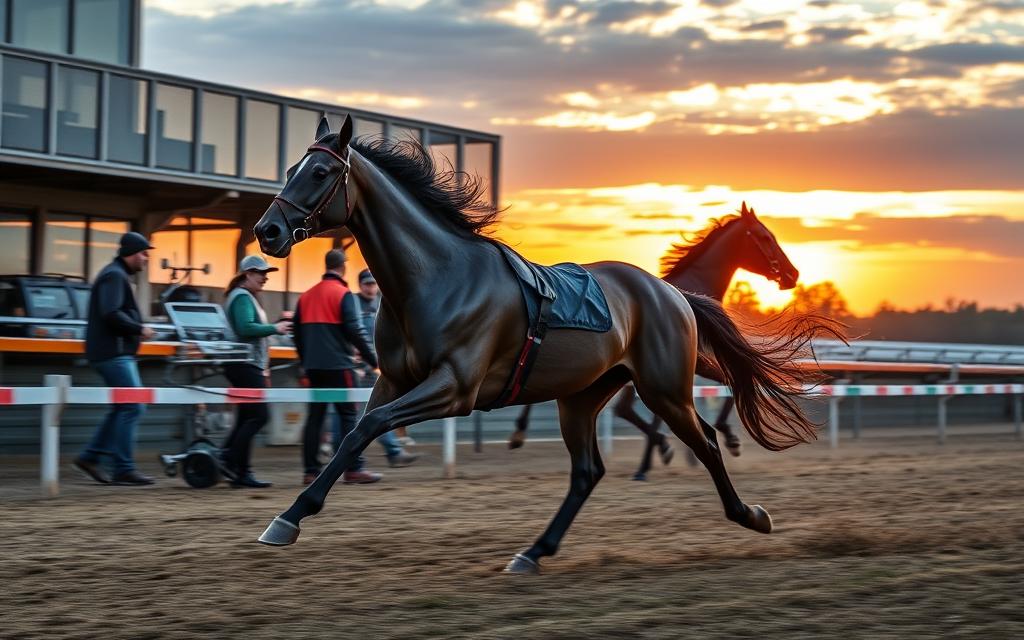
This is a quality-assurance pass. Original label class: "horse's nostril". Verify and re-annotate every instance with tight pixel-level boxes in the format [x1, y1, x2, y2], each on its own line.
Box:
[262, 223, 281, 241]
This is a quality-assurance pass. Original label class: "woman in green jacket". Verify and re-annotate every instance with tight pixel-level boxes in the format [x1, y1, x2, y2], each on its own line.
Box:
[222, 255, 291, 488]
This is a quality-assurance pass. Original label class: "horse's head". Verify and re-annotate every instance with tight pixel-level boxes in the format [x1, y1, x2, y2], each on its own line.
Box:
[737, 202, 799, 290]
[254, 115, 355, 258]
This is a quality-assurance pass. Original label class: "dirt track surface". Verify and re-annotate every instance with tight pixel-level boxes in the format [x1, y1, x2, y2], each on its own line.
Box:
[3, 428, 1023, 639]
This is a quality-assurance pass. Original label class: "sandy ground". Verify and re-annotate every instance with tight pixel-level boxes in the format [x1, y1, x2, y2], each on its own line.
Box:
[2, 426, 1022, 639]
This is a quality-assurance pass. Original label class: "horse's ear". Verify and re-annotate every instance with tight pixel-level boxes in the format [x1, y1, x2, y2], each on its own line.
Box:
[337, 114, 354, 150]
[315, 116, 331, 141]
[740, 201, 753, 219]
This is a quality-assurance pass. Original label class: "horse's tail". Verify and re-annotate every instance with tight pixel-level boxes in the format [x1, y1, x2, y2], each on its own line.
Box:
[682, 292, 846, 451]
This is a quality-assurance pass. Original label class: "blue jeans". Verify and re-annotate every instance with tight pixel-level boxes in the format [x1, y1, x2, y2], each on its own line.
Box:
[80, 356, 146, 475]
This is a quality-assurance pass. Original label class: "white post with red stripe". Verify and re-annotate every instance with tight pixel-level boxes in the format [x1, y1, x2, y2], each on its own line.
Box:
[41, 374, 70, 498]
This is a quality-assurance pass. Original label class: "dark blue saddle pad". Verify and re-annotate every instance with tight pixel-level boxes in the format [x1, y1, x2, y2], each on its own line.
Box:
[493, 242, 612, 333]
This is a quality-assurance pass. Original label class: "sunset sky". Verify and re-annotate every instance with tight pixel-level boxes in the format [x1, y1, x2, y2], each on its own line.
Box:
[143, 0, 1024, 315]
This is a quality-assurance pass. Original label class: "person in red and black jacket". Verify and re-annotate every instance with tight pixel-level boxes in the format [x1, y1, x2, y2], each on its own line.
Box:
[294, 249, 382, 485]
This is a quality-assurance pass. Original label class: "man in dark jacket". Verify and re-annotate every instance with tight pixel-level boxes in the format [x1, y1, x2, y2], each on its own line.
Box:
[73, 232, 156, 485]
[295, 249, 383, 485]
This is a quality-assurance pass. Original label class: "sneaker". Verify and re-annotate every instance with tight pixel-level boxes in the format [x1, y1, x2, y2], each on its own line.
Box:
[387, 451, 421, 468]
[111, 470, 156, 485]
[396, 436, 416, 446]
[72, 457, 110, 484]
[342, 469, 382, 484]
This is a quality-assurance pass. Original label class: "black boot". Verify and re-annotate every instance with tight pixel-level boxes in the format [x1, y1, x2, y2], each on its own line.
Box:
[231, 470, 272, 488]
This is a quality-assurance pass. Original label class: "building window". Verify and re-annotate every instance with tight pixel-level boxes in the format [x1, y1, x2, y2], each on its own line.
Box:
[11, 0, 70, 55]
[43, 213, 87, 278]
[87, 218, 129, 280]
[244, 100, 280, 181]
[1, 57, 48, 152]
[148, 217, 240, 309]
[57, 66, 100, 159]
[73, 0, 133, 65]
[42, 214, 131, 280]
[201, 92, 238, 176]
[156, 83, 194, 171]
[107, 75, 147, 164]
[285, 107, 320, 168]
[0, 212, 32, 275]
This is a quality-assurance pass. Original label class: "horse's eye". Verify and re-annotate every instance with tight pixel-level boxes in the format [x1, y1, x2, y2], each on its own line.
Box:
[312, 166, 328, 180]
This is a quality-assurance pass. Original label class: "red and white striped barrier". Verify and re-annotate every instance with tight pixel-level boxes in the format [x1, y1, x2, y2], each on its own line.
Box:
[4, 377, 1022, 497]
[5, 383, 1021, 405]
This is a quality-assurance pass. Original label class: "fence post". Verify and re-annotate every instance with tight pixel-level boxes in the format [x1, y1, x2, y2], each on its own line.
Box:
[473, 411, 483, 453]
[828, 397, 841, 449]
[938, 365, 958, 445]
[1014, 394, 1022, 441]
[41, 374, 70, 498]
[600, 408, 613, 458]
[442, 417, 457, 479]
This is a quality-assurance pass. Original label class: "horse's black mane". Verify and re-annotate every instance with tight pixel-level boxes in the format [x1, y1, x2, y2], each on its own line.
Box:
[345, 135, 500, 236]
[659, 214, 742, 279]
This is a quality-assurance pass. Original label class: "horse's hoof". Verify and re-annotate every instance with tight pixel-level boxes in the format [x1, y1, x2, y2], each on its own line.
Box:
[660, 445, 674, 466]
[503, 553, 541, 575]
[508, 431, 525, 450]
[726, 437, 741, 457]
[632, 472, 648, 481]
[745, 504, 773, 534]
[258, 517, 301, 545]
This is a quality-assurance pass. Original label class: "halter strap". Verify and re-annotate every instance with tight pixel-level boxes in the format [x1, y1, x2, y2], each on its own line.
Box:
[272, 143, 352, 242]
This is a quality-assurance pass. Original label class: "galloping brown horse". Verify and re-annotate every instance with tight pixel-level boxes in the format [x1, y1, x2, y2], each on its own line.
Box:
[253, 116, 842, 573]
[509, 205, 802, 481]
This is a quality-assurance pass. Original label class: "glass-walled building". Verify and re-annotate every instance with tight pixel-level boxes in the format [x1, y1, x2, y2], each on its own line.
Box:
[0, 0, 501, 320]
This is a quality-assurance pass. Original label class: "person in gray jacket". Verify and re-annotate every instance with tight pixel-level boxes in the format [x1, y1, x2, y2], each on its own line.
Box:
[222, 255, 292, 488]
[73, 232, 156, 486]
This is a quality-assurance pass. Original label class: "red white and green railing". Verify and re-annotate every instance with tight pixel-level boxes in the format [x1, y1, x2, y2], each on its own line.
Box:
[3, 376, 1021, 497]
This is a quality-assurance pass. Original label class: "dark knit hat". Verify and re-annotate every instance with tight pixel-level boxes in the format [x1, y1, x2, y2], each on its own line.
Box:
[118, 231, 154, 257]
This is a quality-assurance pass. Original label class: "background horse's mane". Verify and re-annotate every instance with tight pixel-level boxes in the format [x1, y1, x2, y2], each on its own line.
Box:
[659, 214, 742, 279]
[345, 135, 500, 236]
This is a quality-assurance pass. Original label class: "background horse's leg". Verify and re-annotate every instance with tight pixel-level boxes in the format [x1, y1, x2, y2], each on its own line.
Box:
[505, 368, 628, 575]
[260, 368, 471, 545]
[508, 404, 532, 449]
[612, 387, 673, 481]
[712, 397, 741, 456]
[637, 385, 772, 535]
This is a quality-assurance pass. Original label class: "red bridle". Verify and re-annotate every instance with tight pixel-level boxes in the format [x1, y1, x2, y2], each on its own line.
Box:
[272, 143, 352, 242]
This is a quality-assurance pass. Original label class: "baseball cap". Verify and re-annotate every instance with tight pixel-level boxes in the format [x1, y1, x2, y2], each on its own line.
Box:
[238, 255, 279, 273]
[358, 269, 375, 284]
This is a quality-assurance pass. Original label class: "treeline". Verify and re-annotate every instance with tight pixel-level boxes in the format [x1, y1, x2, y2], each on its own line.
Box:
[726, 281, 1024, 345]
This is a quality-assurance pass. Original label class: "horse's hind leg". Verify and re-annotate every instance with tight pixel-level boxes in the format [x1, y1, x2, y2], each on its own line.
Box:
[508, 404, 532, 449]
[505, 367, 629, 575]
[714, 397, 741, 457]
[612, 387, 673, 480]
[635, 386, 772, 534]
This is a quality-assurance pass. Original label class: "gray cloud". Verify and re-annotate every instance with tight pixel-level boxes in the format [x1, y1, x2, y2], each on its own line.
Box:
[806, 26, 867, 42]
[760, 214, 1024, 258]
[741, 20, 787, 32]
[908, 43, 1024, 66]
[583, 1, 677, 26]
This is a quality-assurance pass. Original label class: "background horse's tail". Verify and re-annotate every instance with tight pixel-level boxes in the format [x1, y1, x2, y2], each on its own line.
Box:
[682, 292, 846, 451]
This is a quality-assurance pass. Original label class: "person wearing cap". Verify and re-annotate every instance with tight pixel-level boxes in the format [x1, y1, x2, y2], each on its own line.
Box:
[222, 255, 292, 488]
[294, 249, 385, 485]
[73, 231, 157, 486]
[349, 268, 420, 465]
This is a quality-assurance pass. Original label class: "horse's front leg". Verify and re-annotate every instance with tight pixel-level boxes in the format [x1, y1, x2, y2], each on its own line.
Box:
[258, 365, 473, 545]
